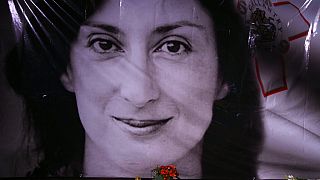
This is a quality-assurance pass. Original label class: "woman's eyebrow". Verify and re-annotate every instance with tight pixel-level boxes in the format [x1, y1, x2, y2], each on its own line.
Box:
[153, 20, 205, 34]
[82, 21, 125, 36]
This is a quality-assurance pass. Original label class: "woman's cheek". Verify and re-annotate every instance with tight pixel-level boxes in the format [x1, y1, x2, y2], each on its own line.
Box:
[71, 59, 123, 120]
[72, 50, 125, 90]
[156, 51, 217, 117]
[156, 52, 217, 95]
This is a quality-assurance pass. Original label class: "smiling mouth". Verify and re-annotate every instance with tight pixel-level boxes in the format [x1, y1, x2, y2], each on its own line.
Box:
[112, 116, 173, 136]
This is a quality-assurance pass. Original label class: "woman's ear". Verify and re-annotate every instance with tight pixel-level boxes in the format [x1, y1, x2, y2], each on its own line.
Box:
[216, 83, 229, 100]
[60, 67, 74, 92]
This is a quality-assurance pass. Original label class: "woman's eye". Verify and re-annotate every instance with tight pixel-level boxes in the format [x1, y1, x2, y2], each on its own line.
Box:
[156, 40, 191, 55]
[88, 38, 123, 54]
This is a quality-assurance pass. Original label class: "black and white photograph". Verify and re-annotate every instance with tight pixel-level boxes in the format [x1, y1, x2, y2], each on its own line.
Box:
[0, 0, 319, 179]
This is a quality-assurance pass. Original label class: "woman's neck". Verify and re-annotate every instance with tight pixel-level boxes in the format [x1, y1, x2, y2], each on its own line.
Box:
[83, 135, 203, 178]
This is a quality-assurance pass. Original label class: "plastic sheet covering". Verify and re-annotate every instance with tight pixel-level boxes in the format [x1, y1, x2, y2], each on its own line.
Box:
[237, 0, 320, 178]
[0, 0, 319, 179]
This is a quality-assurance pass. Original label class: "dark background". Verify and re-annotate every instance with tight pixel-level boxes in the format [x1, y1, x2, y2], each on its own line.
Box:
[0, 0, 28, 176]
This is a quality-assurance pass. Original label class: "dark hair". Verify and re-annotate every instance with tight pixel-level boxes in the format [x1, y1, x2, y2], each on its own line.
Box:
[200, 1, 263, 178]
[5, 0, 263, 178]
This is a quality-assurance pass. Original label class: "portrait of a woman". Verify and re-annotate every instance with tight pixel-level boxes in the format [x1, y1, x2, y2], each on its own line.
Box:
[5, 0, 263, 179]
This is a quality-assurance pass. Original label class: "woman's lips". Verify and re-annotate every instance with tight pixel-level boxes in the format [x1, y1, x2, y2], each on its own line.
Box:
[112, 116, 172, 136]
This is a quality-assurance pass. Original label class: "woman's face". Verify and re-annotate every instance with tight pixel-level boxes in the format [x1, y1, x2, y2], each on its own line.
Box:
[63, 0, 225, 171]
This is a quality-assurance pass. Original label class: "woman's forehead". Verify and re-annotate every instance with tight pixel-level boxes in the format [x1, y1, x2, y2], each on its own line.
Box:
[87, 0, 212, 32]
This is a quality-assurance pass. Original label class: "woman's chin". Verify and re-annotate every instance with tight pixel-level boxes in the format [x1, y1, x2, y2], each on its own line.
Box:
[112, 145, 182, 166]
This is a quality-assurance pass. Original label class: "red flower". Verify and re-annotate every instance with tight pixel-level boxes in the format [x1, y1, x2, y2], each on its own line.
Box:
[160, 169, 169, 175]
[167, 165, 178, 177]
[169, 170, 177, 177]
[153, 165, 179, 179]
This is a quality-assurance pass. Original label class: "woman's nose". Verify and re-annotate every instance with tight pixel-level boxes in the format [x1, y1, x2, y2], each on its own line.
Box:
[119, 53, 160, 108]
